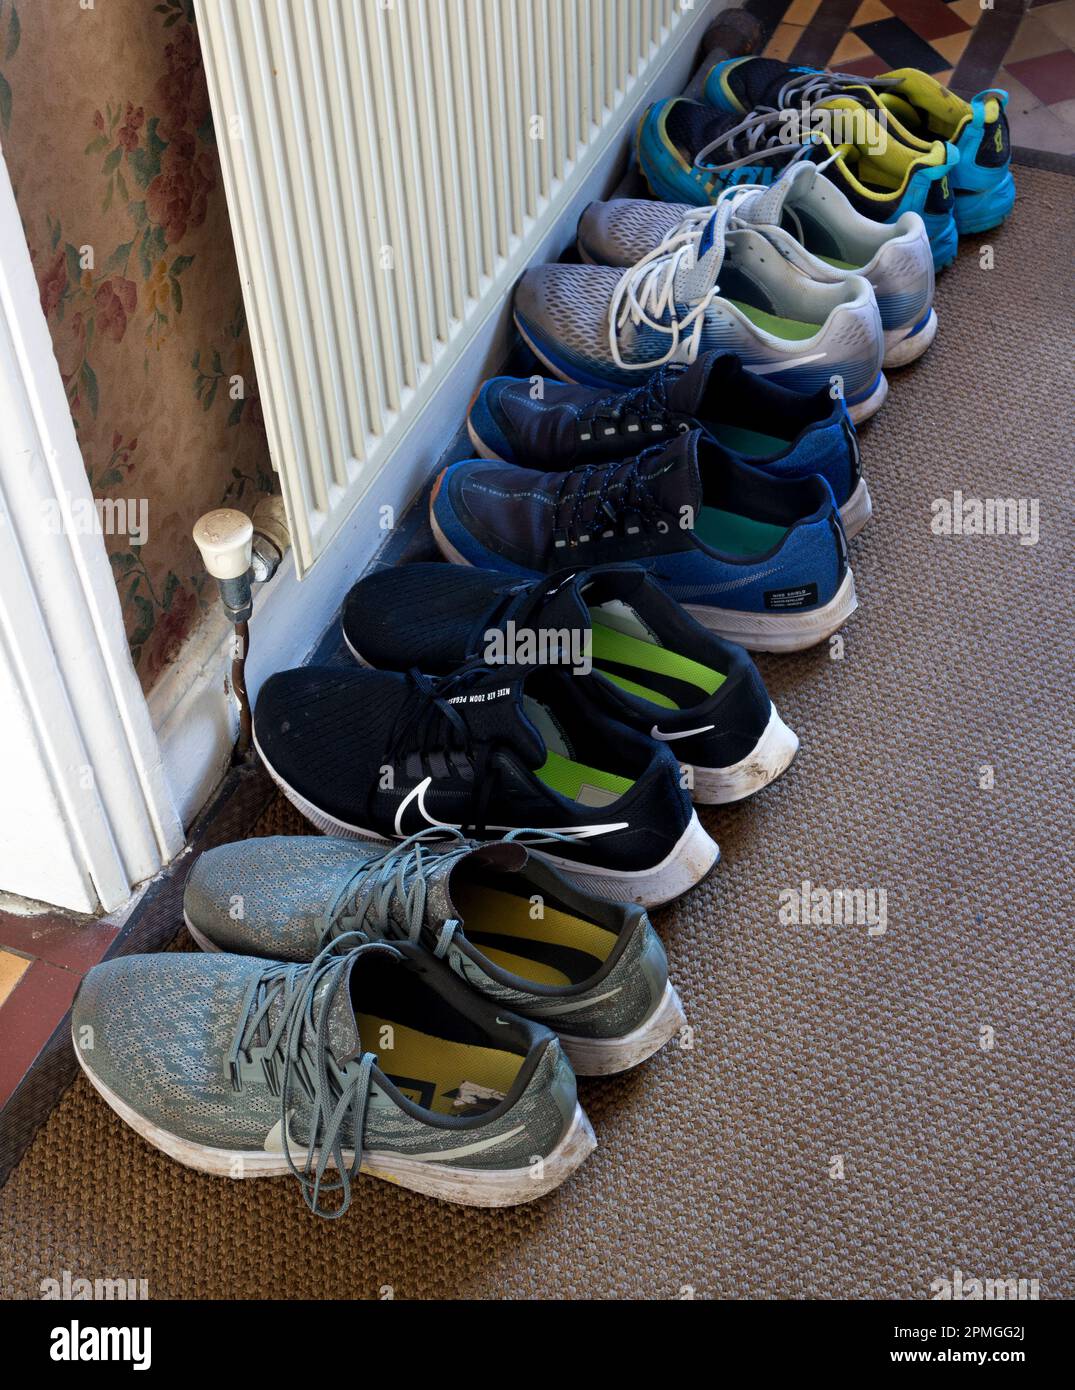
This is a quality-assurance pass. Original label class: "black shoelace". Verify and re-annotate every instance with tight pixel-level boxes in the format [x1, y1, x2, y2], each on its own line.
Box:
[385, 656, 522, 835]
[551, 447, 671, 551]
[575, 365, 692, 445]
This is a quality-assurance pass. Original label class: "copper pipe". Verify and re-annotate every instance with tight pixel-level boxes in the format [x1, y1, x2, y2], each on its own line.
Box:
[231, 620, 253, 760]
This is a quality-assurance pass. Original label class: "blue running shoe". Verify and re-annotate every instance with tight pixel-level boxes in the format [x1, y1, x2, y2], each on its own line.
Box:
[431, 428, 857, 653]
[468, 351, 871, 537]
[704, 57, 1013, 237]
[636, 95, 958, 270]
[513, 196, 887, 422]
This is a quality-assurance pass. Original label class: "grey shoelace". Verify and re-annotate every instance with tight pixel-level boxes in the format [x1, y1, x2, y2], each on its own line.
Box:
[227, 933, 400, 1218]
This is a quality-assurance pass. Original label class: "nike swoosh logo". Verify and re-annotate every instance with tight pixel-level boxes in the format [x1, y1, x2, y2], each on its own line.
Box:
[650, 724, 714, 742]
[369, 1124, 527, 1164]
[394, 776, 461, 837]
[488, 823, 629, 841]
[264, 1112, 302, 1154]
[750, 352, 827, 375]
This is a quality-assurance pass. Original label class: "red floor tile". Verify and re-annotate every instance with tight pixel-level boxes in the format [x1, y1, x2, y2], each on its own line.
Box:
[884, 0, 972, 43]
[838, 54, 893, 79]
[0, 910, 119, 974]
[1007, 48, 1075, 104]
[0, 960, 80, 1109]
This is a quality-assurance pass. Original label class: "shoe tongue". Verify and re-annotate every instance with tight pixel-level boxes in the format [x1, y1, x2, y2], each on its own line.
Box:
[665, 350, 745, 415]
[732, 162, 814, 229]
[636, 429, 703, 518]
[447, 670, 547, 769]
[671, 204, 728, 304]
[734, 57, 799, 109]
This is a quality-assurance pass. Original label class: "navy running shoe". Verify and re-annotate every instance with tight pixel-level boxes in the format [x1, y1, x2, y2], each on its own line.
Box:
[253, 658, 718, 909]
[430, 428, 857, 653]
[467, 351, 870, 537]
[342, 563, 799, 805]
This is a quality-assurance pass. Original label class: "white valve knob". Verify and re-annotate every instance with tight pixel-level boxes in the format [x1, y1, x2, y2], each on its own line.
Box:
[193, 509, 254, 581]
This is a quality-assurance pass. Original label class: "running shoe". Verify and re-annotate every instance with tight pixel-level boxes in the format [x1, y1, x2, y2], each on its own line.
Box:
[431, 428, 857, 653]
[185, 830, 686, 1076]
[342, 564, 800, 803]
[704, 57, 1013, 235]
[513, 196, 887, 422]
[72, 940, 595, 1211]
[253, 657, 718, 908]
[468, 352, 870, 536]
[635, 96, 958, 269]
[579, 165, 936, 370]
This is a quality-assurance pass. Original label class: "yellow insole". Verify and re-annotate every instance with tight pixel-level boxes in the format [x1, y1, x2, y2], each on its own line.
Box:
[453, 882, 618, 987]
[357, 1013, 523, 1115]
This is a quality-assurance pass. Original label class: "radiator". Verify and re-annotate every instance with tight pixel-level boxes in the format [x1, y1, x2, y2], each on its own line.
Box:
[195, 0, 702, 574]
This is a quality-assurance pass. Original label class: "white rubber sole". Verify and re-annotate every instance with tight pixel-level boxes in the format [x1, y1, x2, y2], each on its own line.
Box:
[683, 567, 857, 654]
[183, 912, 221, 952]
[559, 981, 685, 1076]
[522, 811, 719, 908]
[253, 729, 719, 910]
[846, 371, 888, 424]
[839, 475, 873, 540]
[687, 703, 798, 806]
[883, 308, 938, 370]
[73, 1040, 596, 1207]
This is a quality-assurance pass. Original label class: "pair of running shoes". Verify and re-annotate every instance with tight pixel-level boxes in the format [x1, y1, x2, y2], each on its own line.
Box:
[513, 59, 1014, 425]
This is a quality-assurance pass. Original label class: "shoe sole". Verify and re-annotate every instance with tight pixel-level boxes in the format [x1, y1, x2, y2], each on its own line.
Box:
[846, 371, 888, 424]
[687, 702, 799, 805]
[559, 981, 686, 1076]
[840, 476, 872, 540]
[682, 567, 858, 654]
[252, 725, 719, 910]
[73, 1039, 597, 1207]
[883, 308, 938, 370]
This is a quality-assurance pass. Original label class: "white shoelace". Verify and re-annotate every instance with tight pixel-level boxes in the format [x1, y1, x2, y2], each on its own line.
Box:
[607, 200, 741, 372]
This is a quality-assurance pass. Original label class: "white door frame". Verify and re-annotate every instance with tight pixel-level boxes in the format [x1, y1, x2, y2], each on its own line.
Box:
[0, 150, 184, 913]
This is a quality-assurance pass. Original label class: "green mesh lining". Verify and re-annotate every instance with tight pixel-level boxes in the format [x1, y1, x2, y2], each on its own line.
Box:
[815, 253, 858, 270]
[695, 506, 788, 557]
[709, 422, 795, 455]
[726, 298, 822, 341]
[535, 748, 634, 802]
[590, 619, 726, 696]
[599, 671, 678, 709]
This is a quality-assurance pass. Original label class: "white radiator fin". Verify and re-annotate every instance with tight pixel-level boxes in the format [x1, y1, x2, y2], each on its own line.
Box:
[195, 0, 691, 573]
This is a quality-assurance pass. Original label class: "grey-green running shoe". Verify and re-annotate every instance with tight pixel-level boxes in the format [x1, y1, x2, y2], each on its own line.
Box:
[72, 938, 595, 1212]
[184, 829, 686, 1076]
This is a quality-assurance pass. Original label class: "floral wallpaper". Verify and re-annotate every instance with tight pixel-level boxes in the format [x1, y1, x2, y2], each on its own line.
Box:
[0, 0, 274, 689]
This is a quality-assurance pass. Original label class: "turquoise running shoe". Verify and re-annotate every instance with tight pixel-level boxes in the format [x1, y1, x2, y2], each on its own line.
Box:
[636, 95, 959, 270]
[704, 57, 1013, 237]
[73, 939, 595, 1211]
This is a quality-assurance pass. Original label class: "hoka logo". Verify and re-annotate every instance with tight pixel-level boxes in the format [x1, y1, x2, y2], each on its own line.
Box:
[940, 174, 950, 199]
[994, 125, 1004, 153]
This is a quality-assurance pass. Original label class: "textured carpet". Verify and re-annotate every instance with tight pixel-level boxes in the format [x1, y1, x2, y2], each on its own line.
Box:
[2, 165, 1072, 1301]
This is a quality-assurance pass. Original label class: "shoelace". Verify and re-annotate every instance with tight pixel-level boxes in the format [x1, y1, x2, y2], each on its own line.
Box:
[552, 447, 670, 548]
[325, 828, 477, 958]
[386, 656, 523, 835]
[771, 70, 902, 111]
[322, 821, 591, 956]
[226, 934, 401, 1218]
[574, 364, 693, 443]
[607, 197, 744, 372]
[693, 107, 815, 172]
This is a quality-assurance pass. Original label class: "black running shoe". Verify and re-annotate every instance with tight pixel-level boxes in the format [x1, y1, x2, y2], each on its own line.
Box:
[342, 564, 798, 805]
[253, 658, 718, 908]
[467, 351, 869, 538]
